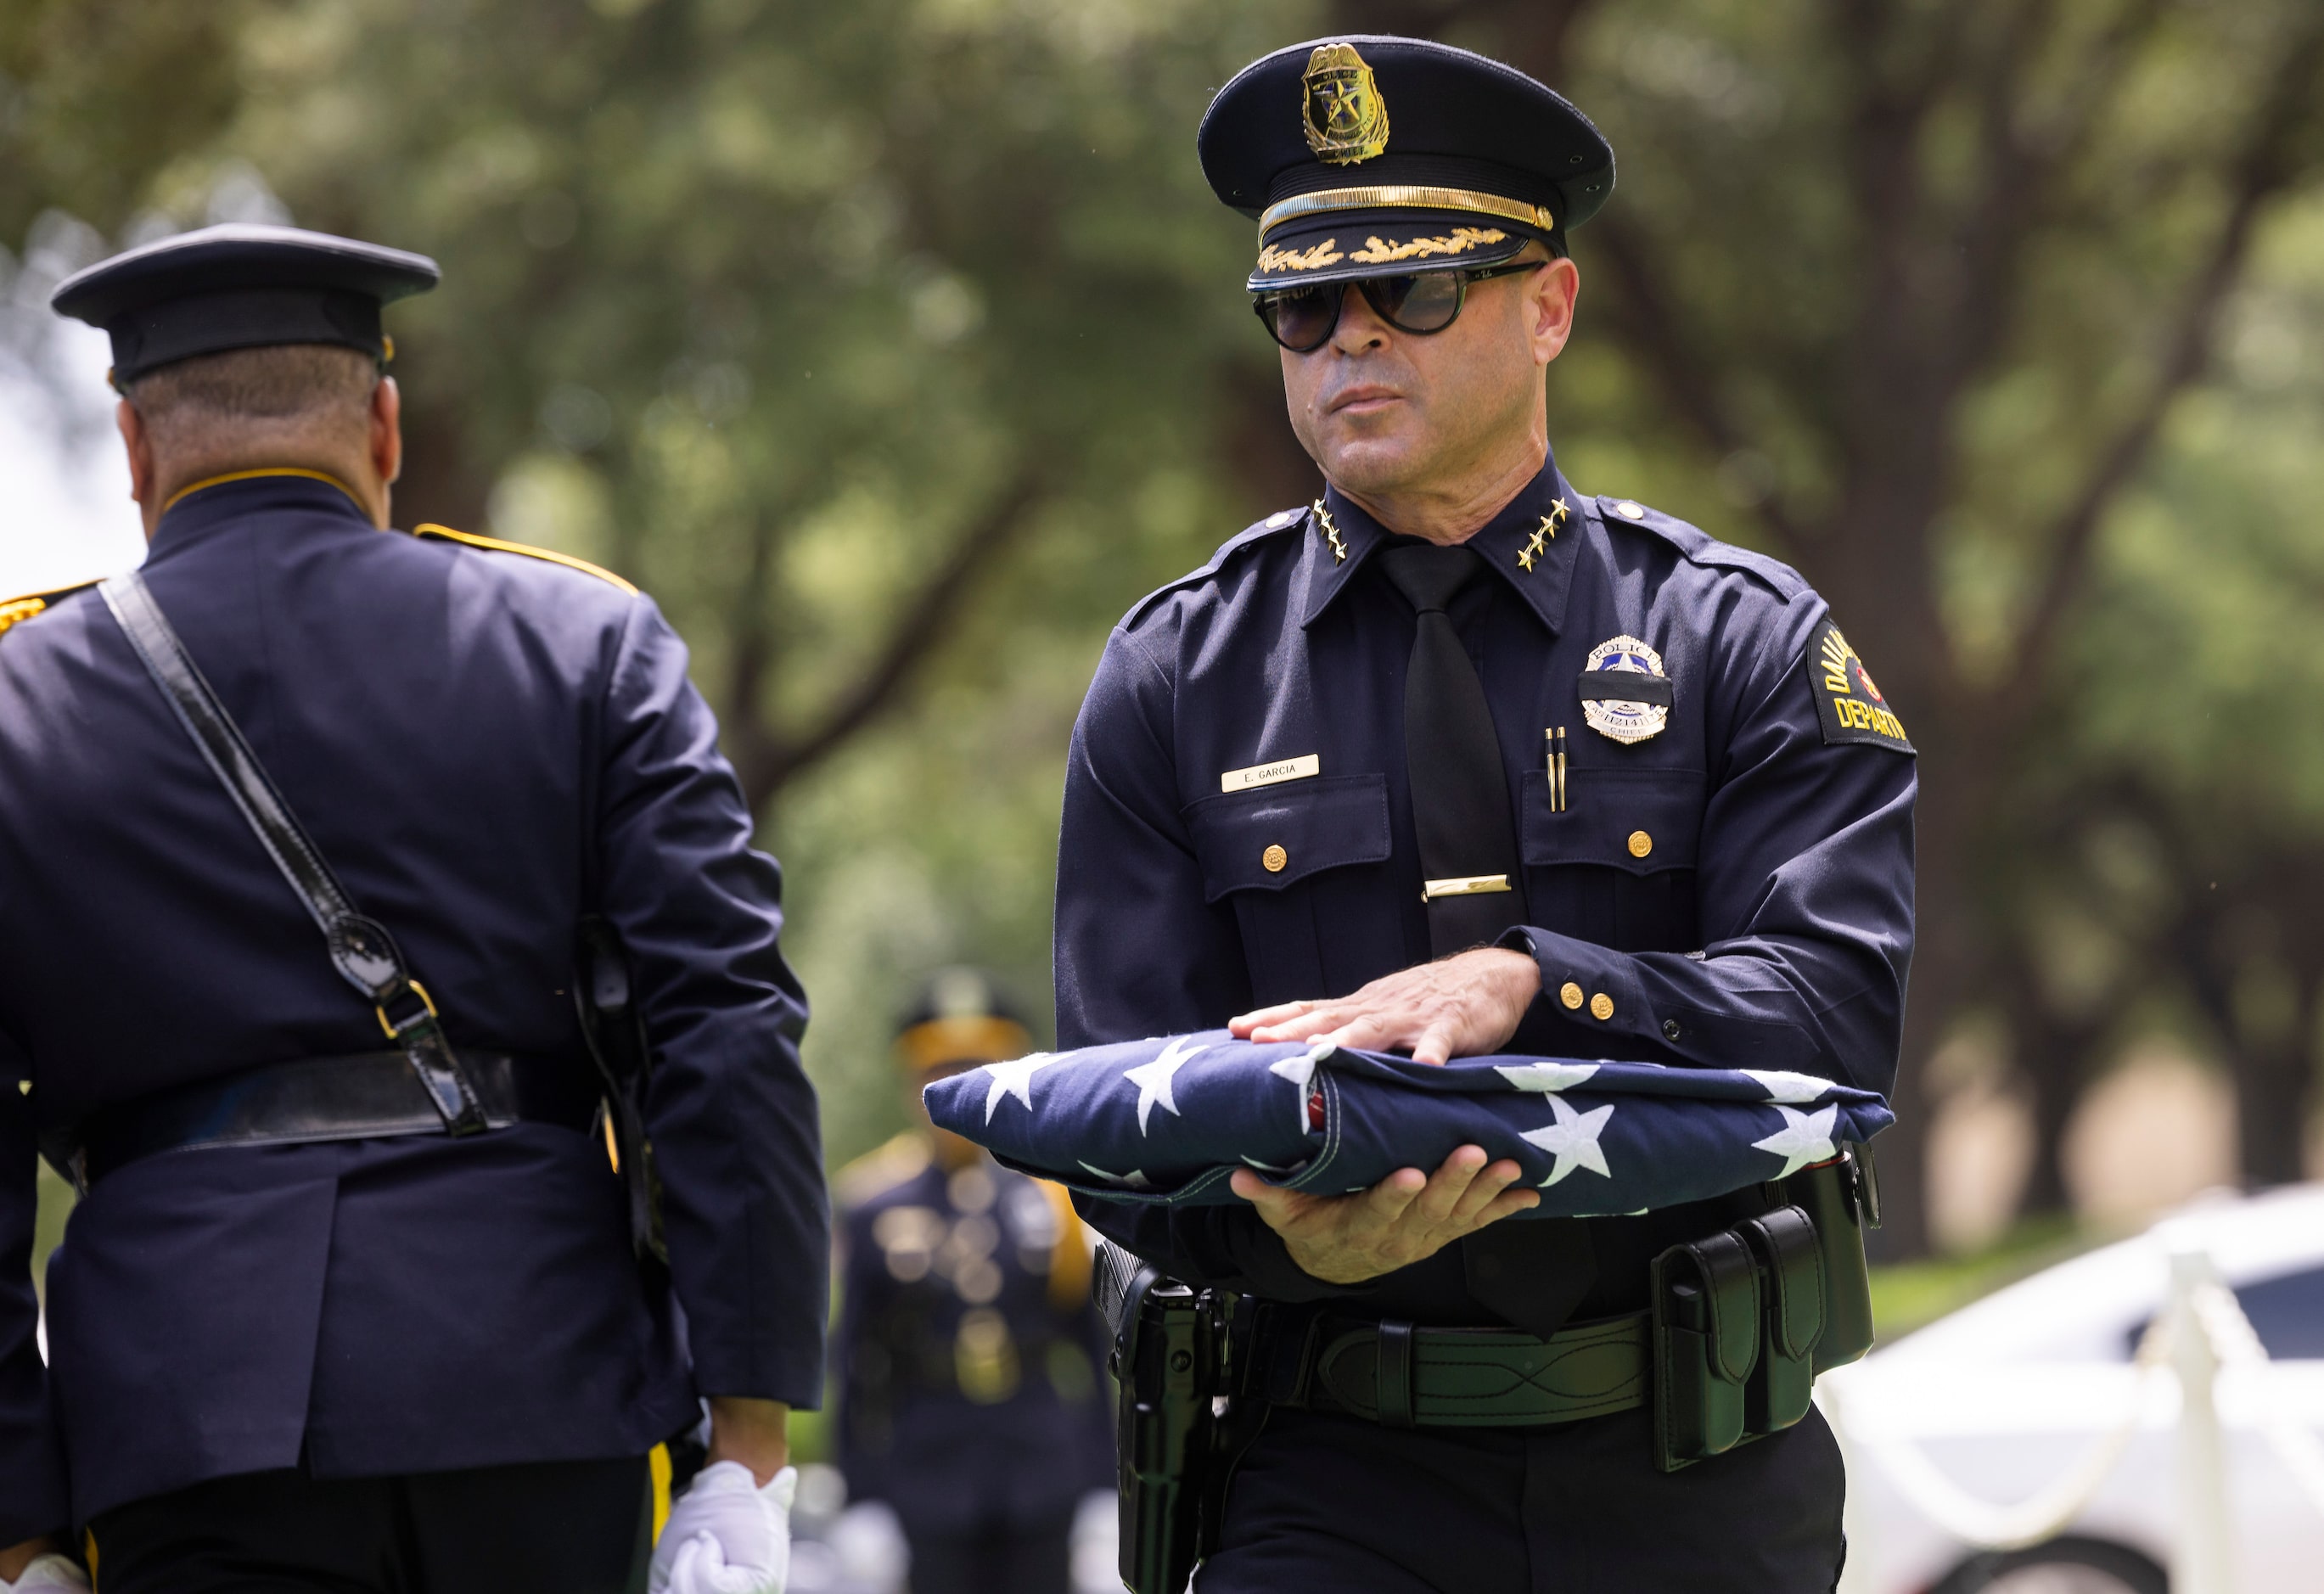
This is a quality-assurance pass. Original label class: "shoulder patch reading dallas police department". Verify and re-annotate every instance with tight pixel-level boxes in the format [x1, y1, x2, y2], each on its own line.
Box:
[1808, 620, 1913, 753]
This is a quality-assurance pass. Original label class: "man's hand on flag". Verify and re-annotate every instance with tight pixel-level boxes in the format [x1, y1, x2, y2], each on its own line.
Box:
[1229, 1143, 1539, 1282]
[1228, 946, 1540, 1065]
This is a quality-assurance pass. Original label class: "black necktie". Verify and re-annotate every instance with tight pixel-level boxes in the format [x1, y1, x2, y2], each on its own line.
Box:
[1376, 543, 1528, 957]
[1378, 542, 1594, 1339]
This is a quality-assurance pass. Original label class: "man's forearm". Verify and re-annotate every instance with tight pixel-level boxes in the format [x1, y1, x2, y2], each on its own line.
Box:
[704, 1396, 790, 1486]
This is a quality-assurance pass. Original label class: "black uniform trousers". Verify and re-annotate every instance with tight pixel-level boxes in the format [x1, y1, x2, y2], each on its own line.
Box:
[87, 1455, 653, 1594]
[903, 1514, 1074, 1594]
[1197, 1405, 1847, 1594]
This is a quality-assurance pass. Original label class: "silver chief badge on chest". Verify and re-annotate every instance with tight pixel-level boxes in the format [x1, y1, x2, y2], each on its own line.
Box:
[1580, 636, 1671, 744]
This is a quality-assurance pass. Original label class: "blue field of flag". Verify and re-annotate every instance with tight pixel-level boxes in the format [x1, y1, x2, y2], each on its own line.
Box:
[923, 1032, 1893, 1217]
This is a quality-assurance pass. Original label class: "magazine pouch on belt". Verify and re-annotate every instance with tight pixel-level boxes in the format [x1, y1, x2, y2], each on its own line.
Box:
[1738, 1204, 1823, 1434]
[1650, 1227, 1760, 1473]
[1793, 1146, 1879, 1372]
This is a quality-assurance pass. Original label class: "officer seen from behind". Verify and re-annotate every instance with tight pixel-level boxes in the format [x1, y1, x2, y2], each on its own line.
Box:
[1056, 37, 1915, 1591]
[0, 225, 827, 1592]
[834, 971, 1113, 1594]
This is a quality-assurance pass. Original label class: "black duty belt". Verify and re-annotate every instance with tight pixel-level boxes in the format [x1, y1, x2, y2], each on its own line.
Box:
[65, 1050, 599, 1189]
[1284, 1310, 1649, 1428]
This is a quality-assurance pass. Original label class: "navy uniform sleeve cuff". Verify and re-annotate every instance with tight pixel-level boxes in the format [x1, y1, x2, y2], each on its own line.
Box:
[1495, 926, 1668, 1052]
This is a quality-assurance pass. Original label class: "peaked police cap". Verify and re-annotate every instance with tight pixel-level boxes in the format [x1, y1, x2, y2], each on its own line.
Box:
[50, 223, 440, 387]
[1199, 36, 1614, 291]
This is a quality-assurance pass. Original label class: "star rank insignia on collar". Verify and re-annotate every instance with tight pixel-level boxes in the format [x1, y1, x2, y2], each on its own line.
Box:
[1312, 499, 1348, 564]
[1516, 499, 1569, 573]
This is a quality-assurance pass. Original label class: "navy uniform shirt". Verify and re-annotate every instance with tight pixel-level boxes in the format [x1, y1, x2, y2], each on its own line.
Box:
[1055, 457, 1914, 1317]
[833, 1138, 1112, 1536]
[0, 474, 828, 1535]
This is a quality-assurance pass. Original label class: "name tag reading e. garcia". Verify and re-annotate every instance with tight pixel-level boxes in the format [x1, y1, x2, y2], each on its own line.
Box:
[1221, 754, 1321, 794]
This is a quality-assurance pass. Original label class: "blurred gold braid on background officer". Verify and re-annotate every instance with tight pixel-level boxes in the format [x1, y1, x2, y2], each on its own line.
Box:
[828, 970, 1113, 1594]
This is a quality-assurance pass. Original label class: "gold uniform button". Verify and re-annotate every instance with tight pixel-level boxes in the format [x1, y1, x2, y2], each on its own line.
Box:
[1627, 830, 1653, 859]
[1262, 844, 1288, 873]
[1559, 981, 1585, 1011]
[1590, 992, 1614, 1021]
[1615, 501, 1647, 520]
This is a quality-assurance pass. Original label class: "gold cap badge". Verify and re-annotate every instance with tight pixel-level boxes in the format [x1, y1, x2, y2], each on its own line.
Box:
[1302, 43, 1389, 166]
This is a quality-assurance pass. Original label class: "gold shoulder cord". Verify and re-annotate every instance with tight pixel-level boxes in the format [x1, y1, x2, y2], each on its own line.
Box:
[413, 524, 638, 595]
[0, 580, 101, 641]
[0, 598, 48, 640]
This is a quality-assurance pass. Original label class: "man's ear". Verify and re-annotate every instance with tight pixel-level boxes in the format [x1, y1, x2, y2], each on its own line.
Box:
[1530, 257, 1580, 367]
[117, 398, 160, 536]
[371, 375, 403, 488]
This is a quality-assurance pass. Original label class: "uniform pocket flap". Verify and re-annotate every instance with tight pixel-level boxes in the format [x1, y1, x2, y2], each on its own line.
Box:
[1521, 768, 1705, 875]
[1184, 774, 1391, 902]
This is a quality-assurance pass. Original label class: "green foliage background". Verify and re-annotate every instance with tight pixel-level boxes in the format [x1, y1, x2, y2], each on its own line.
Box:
[6, 0, 2324, 1238]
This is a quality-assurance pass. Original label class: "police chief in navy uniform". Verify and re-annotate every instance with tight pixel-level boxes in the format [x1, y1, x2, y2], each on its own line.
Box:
[0, 226, 827, 1591]
[1055, 38, 1915, 1592]
[832, 972, 1112, 1594]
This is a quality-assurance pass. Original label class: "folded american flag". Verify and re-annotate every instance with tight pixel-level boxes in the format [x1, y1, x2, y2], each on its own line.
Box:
[923, 1032, 1892, 1218]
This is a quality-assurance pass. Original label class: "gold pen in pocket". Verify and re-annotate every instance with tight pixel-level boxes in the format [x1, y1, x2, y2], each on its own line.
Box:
[1546, 727, 1569, 811]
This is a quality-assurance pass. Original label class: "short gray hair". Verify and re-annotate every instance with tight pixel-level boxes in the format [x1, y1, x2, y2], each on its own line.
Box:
[127, 343, 379, 458]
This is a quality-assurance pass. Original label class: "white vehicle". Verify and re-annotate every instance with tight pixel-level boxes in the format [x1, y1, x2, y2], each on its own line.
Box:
[1823, 1183, 2324, 1592]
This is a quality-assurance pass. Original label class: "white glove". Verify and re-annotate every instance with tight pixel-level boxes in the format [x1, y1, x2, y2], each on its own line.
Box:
[1, 1556, 90, 1592]
[649, 1461, 795, 1594]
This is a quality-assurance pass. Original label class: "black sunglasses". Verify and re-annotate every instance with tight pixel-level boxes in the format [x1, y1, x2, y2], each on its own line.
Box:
[1252, 260, 1548, 353]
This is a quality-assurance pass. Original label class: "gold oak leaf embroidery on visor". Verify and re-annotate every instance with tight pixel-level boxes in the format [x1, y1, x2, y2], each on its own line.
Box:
[1348, 227, 1510, 265]
[1258, 239, 1346, 274]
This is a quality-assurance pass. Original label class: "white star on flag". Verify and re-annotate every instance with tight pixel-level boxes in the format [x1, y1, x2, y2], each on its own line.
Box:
[1741, 1069, 1836, 1104]
[1079, 1161, 1151, 1190]
[1519, 1097, 1614, 1187]
[1496, 1061, 1600, 1093]
[980, 1052, 1058, 1123]
[1125, 1036, 1207, 1135]
[1751, 1103, 1838, 1177]
[1268, 1044, 1331, 1131]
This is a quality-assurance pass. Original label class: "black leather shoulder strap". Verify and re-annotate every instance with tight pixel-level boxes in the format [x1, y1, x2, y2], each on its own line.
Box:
[100, 570, 487, 1135]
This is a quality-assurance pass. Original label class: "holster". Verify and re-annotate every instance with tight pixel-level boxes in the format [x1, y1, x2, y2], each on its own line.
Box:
[575, 915, 666, 1265]
[1650, 1142, 1879, 1472]
[1095, 1240, 1238, 1594]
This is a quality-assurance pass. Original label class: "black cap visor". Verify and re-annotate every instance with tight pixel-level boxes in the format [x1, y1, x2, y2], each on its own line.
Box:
[50, 223, 439, 385]
[1249, 205, 1548, 292]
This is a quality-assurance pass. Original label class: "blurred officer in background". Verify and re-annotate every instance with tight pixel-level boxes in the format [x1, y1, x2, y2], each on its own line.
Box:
[833, 970, 1113, 1594]
[1056, 36, 1914, 1593]
[0, 224, 828, 1593]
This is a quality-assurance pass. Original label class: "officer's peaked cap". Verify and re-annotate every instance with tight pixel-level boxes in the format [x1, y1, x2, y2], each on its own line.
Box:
[51, 223, 440, 387]
[1201, 36, 1614, 292]
[896, 968, 1033, 1073]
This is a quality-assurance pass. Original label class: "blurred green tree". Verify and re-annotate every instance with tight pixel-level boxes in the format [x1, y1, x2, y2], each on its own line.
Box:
[11, 0, 2324, 1242]
[1300, 0, 2324, 1249]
